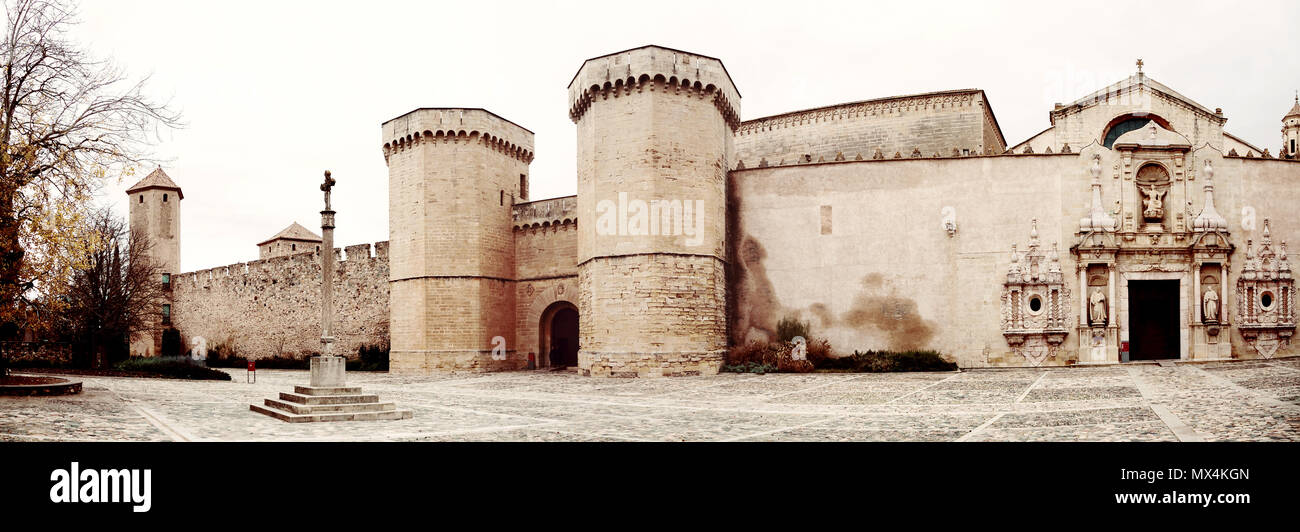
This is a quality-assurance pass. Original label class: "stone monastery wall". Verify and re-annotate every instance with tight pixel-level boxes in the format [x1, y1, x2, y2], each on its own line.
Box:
[171, 242, 390, 360]
[734, 89, 1006, 168]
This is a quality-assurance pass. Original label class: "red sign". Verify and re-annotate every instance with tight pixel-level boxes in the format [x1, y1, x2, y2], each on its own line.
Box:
[247, 360, 255, 371]
[1120, 341, 1129, 352]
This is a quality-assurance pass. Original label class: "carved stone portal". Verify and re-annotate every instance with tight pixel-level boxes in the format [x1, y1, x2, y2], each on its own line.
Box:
[1002, 219, 1071, 366]
[1236, 219, 1295, 358]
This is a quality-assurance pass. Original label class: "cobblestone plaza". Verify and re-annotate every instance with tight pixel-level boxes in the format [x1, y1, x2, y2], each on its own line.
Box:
[3, 358, 1297, 442]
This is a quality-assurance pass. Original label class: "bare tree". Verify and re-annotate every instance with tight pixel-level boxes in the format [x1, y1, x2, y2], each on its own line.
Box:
[0, 0, 181, 337]
[59, 209, 165, 366]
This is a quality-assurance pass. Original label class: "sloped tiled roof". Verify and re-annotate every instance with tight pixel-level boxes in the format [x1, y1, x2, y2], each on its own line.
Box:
[125, 167, 183, 199]
[257, 222, 322, 246]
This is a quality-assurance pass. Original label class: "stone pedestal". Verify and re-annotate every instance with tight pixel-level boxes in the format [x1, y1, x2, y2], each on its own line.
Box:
[310, 355, 346, 387]
[251, 385, 413, 423]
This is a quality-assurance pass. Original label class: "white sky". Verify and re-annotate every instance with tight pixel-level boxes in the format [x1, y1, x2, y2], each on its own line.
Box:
[74, 0, 1299, 273]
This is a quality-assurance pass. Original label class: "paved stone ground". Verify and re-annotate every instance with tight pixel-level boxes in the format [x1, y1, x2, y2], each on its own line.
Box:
[2, 358, 1298, 441]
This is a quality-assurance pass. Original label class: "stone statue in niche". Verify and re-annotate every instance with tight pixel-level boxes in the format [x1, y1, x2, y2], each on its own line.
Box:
[1140, 184, 1166, 221]
[1203, 287, 1219, 324]
[1089, 288, 1107, 326]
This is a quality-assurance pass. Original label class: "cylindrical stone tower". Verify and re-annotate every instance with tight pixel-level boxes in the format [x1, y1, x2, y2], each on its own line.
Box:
[568, 46, 741, 377]
[382, 108, 534, 373]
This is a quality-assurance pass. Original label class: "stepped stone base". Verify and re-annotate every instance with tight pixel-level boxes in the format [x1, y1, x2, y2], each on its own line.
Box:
[250, 384, 412, 423]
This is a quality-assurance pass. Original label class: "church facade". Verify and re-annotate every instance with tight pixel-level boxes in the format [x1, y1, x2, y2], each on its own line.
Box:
[141, 45, 1300, 376]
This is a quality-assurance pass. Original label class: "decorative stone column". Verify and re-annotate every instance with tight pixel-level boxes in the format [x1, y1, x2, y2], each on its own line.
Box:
[250, 170, 411, 422]
[313, 170, 341, 386]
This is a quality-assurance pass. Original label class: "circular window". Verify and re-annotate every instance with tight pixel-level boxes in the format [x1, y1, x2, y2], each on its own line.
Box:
[1261, 291, 1275, 311]
[1028, 295, 1044, 314]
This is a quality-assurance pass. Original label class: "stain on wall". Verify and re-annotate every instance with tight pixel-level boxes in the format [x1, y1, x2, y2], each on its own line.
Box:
[839, 292, 936, 351]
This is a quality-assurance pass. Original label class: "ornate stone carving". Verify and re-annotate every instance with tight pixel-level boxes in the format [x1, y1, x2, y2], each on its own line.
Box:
[1079, 155, 1117, 233]
[1139, 184, 1166, 222]
[1089, 287, 1107, 326]
[1192, 160, 1228, 233]
[1002, 219, 1070, 366]
[1236, 219, 1295, 358]
[1203, 286, 1219, 324]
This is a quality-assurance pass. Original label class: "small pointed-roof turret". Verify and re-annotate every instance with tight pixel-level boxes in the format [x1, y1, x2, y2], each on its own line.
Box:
[125, 167, 183, 199]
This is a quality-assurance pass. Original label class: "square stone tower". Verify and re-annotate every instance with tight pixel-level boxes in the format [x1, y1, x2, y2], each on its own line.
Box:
[125, 167, 183, 356]
[382, 109, 534, 373]
[568, 45, 741, 377]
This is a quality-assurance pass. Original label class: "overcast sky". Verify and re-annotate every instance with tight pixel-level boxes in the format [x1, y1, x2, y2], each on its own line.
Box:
[74, 0, 1299, 273]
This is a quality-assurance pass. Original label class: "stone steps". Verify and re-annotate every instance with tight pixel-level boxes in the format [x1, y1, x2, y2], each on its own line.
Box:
[294, 385, 362, 396]
[278, 391, 379, 405]
[250, 403, 413, 423]
[251, 380, 412, 423]
[263, 397, 397, 415]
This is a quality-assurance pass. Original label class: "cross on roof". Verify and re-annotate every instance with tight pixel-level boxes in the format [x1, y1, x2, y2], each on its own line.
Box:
[1136, 58, 1144, 74]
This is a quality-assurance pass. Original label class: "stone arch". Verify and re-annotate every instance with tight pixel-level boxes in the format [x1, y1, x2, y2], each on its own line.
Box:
[1102, 113, 1173, 148]
[518, 278, 579, 367]
[539, 300, 579, 368]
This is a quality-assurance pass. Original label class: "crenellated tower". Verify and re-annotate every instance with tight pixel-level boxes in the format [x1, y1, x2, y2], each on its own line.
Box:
[382, 108, 534, 373]
[568, 45, 741, 377]
[126, 167, 183, 357]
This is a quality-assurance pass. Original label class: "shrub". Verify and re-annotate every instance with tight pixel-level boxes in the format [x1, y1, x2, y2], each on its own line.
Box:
[725, 339, 817, 374]
[804, 337, 833, 368]
[204, 341, 245, 368]
[775, 316, 811, 343]
[721, 361, 777, 374]
[350, 343, 389, 371]
[113, 357, 232, 380]
[244, 355, 310, 370]
[815, 350, 957, 372]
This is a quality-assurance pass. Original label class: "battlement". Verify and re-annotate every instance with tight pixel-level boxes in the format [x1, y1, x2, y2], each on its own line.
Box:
[513, 195, 577, 230]
[172, 240, 390, 287]
[381, 108, 534, 164]
[567, 45, 741, 129]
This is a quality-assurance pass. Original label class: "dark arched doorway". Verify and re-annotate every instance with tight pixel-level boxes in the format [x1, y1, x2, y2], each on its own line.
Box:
[540, 301, 579, 368]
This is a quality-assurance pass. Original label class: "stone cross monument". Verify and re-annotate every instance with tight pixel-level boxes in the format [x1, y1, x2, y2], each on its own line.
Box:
[249, 172, 411, 421]
[310, 170, 345, 387]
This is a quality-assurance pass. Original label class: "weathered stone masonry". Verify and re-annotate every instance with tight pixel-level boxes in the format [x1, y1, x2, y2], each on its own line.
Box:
[170, 242, 390, 359]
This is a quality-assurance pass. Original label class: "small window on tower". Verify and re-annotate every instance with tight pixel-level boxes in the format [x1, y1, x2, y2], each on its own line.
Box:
[163, 194, 167, 202]
[139, 195, 143, 203]
[291, 243, 296, 251]
[162, 304, 171, 324]
[162, 273, 171, 291]
[500, 190, 504, 206]
[1292, 139, 1296, 153]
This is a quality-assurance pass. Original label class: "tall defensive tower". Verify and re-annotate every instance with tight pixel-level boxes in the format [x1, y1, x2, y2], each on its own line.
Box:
[125, 167, 182, 356]
[382, 108, 534, 373]
[568, 46, 741, 377]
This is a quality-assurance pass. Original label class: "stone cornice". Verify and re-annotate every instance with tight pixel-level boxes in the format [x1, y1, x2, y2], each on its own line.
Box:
[737, 89, 985, 136]
[568, 46, 741, 130]
[513, 195, 577, 230]
[382, 108, 535, 165]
